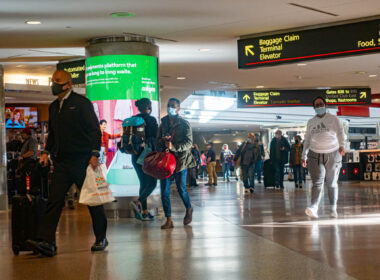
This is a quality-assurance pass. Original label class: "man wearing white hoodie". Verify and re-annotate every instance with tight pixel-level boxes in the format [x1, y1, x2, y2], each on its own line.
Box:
[302, 96, 346, 219]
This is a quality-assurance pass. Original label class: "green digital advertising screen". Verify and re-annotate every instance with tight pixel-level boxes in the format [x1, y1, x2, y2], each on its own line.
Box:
[86, 55, 158, 101]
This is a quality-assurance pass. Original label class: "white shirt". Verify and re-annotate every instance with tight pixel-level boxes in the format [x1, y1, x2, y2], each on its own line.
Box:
[302, 112, 345, 160]
[59, 90, 72, 110]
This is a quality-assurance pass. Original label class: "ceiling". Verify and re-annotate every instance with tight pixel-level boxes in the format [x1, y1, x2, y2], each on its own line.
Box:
[1, 0, 380, 107]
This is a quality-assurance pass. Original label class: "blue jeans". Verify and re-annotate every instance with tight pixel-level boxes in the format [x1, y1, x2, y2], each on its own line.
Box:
[242, 164, 255, 189]
[255, 158, 263, 181]
[222, 163, 230, 179]
[293, 164, 303, 185]
[132, 155, 158, 210]
[99, 147, 106, 164]
[160, 169, 192, 217]
[201, 165, 207, 177]
[274, 161, 285, 187]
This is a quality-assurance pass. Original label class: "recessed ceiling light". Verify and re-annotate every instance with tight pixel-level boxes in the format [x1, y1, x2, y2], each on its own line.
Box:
[110, 12, 135, 18]
[199, 48, 211, 52]
[177, 77, 186, 80]
[25, 20, 41, 25]
[369, 74, 378, 78]
[355, 71, 367, 75]
[256, 85, 264, 88]
[297, 63, 307, 66]
[16, 65, 24, 68]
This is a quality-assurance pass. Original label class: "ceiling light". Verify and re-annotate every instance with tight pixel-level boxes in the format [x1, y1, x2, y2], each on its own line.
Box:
[199, 48, 211, 52]
[369, 74, 378, 78]
[16, 65, 24, 68]
[256, 85, 264, 88]
[297, 63, 307, 66]
[355, 71, 367, 75]
[110, 12, 135, 18]
[177, 77, 186, 80]
[25, 20, 41, 25]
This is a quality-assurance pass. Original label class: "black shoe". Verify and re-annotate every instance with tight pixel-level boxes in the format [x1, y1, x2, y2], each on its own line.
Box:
[192, 184, 199, 187]
[258, 180, 262, 184]
[26, 240, 57, 257]
[91, 238, 108, 252]
[68, 200, 75, 210]
[250, 187, 254, 193]
[205, 183, 213, 186]
[213, 183, 217, 186]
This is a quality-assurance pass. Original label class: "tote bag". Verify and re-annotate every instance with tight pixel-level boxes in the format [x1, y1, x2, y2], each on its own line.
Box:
[79, 164, 115, 206]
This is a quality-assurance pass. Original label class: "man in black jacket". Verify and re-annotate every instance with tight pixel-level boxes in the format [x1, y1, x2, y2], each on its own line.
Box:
[270, 130, 290, 189]
[27, 70, 108, 257]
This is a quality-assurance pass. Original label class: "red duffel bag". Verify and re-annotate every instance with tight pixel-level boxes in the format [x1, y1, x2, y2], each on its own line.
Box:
[142, 150, 177, 180]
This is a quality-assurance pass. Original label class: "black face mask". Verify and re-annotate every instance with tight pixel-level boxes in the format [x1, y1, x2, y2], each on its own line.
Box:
[51, 82, 68, 96]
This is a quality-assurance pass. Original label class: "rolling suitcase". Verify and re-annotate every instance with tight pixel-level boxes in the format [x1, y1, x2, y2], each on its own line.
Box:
[11, 195, 46, 255]
[11, 162, 50, 255]
[263, 159, 276, 188]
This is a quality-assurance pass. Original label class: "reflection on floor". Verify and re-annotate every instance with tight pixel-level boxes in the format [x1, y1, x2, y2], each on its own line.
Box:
[1, 178, 380, 279]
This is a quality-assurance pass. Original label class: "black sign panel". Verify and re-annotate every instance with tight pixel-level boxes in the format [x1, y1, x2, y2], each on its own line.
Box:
[237, 88, 371, 108]
[238, 19, 380, 69]
[57, 59, 85, 85]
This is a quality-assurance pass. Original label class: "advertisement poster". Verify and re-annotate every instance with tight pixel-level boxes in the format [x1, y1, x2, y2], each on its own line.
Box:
[86, 54, 159, 189]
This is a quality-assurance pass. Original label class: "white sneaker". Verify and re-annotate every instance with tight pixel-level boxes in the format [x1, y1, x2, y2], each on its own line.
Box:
[330, 208, 338, 218]
[305, 207, 319, 219]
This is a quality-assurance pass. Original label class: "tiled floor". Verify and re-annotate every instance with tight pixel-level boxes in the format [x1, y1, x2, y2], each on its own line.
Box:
[1, 178, 379, 279]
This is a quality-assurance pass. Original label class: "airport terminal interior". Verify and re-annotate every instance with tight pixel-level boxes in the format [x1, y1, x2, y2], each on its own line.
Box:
[1, 1, 380, 279]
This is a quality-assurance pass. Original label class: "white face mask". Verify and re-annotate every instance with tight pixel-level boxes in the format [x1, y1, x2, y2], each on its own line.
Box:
[315, 107, 326, 115]
[167, 107, 177, 116]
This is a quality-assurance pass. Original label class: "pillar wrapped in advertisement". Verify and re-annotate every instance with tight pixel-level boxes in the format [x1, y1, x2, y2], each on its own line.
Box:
[86, 54, 159, 189]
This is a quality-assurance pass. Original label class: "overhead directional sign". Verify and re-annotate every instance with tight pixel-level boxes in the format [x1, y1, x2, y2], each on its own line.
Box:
[238, 18, 380, 69]
[237, 88, 371, 108]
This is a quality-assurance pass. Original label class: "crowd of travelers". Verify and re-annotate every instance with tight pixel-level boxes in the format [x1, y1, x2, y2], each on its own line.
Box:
[7, 70, 345, 258]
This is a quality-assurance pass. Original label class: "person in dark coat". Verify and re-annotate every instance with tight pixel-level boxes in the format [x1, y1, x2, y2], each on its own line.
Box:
[27, 70, 108, 257]
[270, 130, 290, 189]
[130, 98, 159, 221]
[157, 98, 195, 229]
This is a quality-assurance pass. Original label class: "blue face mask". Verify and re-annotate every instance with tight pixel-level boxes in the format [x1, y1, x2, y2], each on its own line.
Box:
[315, 107, 326, 115]
[167, 107, 177, 116]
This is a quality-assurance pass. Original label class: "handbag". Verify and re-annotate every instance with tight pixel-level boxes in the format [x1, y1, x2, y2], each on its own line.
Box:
[137, 145, 152, 165]
[79, 164, 115, 206]
[142, 150, 176, 180]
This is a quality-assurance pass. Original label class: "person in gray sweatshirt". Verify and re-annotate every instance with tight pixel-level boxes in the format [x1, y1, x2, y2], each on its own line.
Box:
[302, 96, 346, 219]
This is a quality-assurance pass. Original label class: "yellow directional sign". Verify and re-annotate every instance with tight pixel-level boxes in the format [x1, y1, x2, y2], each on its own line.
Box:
[360, 91, 367, 99]
[243, 94, 251, 103]
[245, 45, 254, 56]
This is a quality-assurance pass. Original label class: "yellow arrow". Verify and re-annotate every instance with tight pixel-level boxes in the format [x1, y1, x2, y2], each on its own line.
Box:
[360, 91, 367, 99]
[245, 45, 254, 56]
[243, 94, 251, 103]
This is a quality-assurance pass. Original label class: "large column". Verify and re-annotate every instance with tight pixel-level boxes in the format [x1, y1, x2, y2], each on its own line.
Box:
[85, 36, 160, 217]
[0, 65, 8, 210]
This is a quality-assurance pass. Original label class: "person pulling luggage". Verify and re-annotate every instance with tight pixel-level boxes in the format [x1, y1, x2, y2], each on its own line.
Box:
[27, 70, 108, 257]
